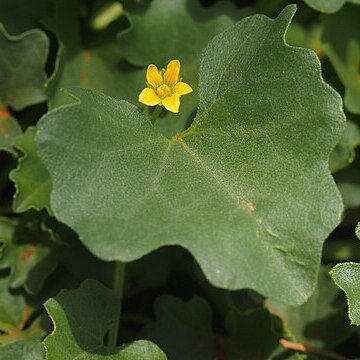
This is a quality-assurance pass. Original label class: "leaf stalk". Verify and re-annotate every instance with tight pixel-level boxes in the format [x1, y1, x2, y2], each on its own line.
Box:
[107, 261, 126, 347]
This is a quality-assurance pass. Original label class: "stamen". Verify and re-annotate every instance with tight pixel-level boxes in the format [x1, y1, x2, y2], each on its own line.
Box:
[156, 84, 172, 99]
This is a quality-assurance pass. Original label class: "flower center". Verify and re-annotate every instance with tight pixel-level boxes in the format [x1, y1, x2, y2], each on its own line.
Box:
[156, 84, 172, 99]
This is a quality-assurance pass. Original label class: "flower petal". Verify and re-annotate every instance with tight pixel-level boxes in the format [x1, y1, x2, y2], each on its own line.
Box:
[146, 64, 163, 88]
[174, 82, 193, 96]
[164, 60, 180, 86]
[139, 88, 161, 106]
[162, 93, 180, 113]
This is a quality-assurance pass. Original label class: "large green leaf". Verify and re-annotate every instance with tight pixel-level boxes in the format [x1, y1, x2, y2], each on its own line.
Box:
[0, 214, 62, 294]
[322, 5, 360, 114]
[9, 127, 52, 213]
[0, 24, 48, 110]
[330, 222, 360, 326]
[304, 0, 360, 13]
[118, 0, 236, 136]
[37, 6, 345, 305]
[44, 279, 167, 359]
[141, 295, 217, 360]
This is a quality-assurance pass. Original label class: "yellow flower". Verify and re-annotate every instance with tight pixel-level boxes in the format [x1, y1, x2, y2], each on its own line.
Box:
[138, 59, 193, 113]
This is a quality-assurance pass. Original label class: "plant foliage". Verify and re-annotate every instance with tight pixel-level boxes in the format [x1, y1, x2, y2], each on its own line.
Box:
[0, 0, 360, 359]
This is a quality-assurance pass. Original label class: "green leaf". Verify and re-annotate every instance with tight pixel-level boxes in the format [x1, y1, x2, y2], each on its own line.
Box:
[0, 24, 48, 110]
[0, 110, 22, 155]
[141, 295, 217, 360]
[9, 127, 52, 213]
[304, 0, 360, 13]
[119, 0, 236, 136]
[330, 222, 360, 326]
[0, 275, 27, 332]
[44, 279, 167, 359]
[0, 214, 62, 294]
[0, 275, 46, 346]
[141, 295, 284, 360]
[330, 262, 360, 325]
[37, 6, 345, 305]
[0, 0, 52, 35]
[119, 0, 236, 67]
[224, 309, 280, 359]
[269, 266, 350, 348]
[322, 4, 360, 113]
[329, 120, 360, 173]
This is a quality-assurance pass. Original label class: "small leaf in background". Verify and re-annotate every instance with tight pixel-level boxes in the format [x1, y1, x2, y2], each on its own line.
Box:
[0, 214, 62, 294]
[224, 309, 281, 359]
[322, 4, 360, 114]
[9, 127, 52, 213]
[141, 295, 217, 360]
[329, 120, 360, 173]
[304, 0, 360, 13]
[44, 279, 167, 359]
[0, 275, 28, 333]
[0, 24, 49, 110]
[330, 222, 360, 326]
[119, 0, 236, 136]
[0, 109, 22, 155]
[0, 0, 52, 35]
[269, 266, 350, 349]
[0, 275, 46, 356]
[0, 339, 45, 360]
[38, 6, 345, 305]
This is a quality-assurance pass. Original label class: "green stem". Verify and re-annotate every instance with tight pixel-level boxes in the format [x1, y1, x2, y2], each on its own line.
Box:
[150, 105, 162, 125]
[107, 261, 126, 347]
